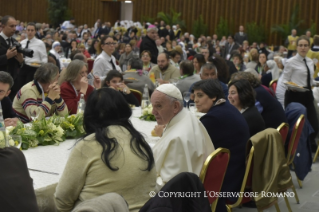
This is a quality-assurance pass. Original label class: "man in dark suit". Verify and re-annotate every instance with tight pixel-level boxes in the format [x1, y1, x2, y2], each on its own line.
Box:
[166, 25, 175, 41]
[223, 35, 240, 60]
[0, 15, 24, 100]
[139, 25, 159, 64]
[234, 25, 248, 46]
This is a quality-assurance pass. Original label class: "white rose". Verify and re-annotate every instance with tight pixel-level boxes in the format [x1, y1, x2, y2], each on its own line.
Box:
[142, 108, 148, 115]
[6, 126, 15, 134]
[0, 131, 4, 141]
[9, 139, 15, 146]
[148, 107, 153, 115]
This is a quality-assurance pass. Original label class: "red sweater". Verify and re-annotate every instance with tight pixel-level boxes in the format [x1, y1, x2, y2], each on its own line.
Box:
[60, 82, 94, 114]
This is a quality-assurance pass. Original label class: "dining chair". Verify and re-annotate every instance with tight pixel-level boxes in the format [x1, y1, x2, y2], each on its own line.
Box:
[277, 122, 289, 145]
[130, 89, 142, 105]
[199, 148, 230, 212]
[269, 79, 278, 93]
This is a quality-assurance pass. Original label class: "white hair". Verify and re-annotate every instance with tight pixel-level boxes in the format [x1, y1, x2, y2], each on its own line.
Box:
[200, 63, 218, 75]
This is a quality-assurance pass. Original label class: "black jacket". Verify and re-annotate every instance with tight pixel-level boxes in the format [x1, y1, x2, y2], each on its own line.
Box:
[140, 172, 211, 212]
[0, 36, 20, 79]
[1, 97, 17, 119]
[223, 42, 240, 59]
[139, 36, 158, 64]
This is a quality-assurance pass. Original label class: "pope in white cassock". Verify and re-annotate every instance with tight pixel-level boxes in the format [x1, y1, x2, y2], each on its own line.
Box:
[151, 84, 215, 191]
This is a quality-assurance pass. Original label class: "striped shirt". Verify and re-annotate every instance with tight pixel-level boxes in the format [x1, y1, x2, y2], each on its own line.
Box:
[12, 80, 68, 123]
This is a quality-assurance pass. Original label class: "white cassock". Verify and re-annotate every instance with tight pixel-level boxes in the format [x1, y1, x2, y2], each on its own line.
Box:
[153, 108, 215, 191]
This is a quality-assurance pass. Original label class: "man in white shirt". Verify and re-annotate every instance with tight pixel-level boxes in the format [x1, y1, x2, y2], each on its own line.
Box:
[61, 18, 75, 30]
[93, 36, 121, 81]
[282, 35, 318, 150]
[16, 22, 48, 91]
[151, 84, 215, 192]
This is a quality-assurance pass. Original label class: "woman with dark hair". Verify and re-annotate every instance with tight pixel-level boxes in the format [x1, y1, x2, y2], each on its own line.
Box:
[55, 88, 156, 212]
[103, 70, 140, 106]
[230, 72, 287, 129]
[231, 52, 246, 72]
[192, 79, 250, 212]
[228, 79, 265, 136]
[256, 52, 267, 75]
[208, 55, 232, 84]
[192, 54, 206, 74]
[88, 39, 100, 59]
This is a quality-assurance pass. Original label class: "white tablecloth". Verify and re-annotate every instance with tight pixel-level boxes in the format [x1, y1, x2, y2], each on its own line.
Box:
[23, 107, 159, 190]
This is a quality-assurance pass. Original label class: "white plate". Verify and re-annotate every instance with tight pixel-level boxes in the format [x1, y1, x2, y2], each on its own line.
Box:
[29, 63, 41, 68]
[284, 82, 309, 92]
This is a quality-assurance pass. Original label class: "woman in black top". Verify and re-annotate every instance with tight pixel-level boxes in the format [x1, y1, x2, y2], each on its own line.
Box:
[228, 79, 265, 136]
[103, 70, 140, 106]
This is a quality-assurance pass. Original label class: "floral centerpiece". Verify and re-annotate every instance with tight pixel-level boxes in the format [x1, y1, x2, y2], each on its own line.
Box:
[4, 113, 85, 150]
[139, 104, 156, 121]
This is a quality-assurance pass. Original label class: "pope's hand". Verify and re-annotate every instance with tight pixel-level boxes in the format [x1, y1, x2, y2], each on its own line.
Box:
[154, 125, 165, 137]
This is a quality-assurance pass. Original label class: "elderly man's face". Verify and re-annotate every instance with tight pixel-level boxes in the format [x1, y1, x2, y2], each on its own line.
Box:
[200, 68, 217, 80]
[147, 30, 157, 40]
[2, 18, 17, 37]
[151, 91, 179, 125]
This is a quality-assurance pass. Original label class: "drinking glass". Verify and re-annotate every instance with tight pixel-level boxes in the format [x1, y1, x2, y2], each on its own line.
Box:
[189, 103, 196, 113]
[183, 92, 191, 108]
[170, 78, 179, 86]
[11, 135, 22, 149]
[30, 111, 39, 122]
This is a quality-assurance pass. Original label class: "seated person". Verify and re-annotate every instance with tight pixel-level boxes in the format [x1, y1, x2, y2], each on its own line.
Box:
[0, 72, 19, 127]
[228, 79, 266, 136]
[231, 52, 246, 72]
[77, 43, 91, 59]
[60, 60, 101, 114]
[119, 43, 136, 70]
[124, 58, 155, 95]
[169, 50, 181, 69]
[148, 53, 180, 84]
[192, 79, 250, 212]
[103, 70, 140, 106]
[55, 88, 156, 212]
[231, 72, 287, 128]
[0, 147, 39, 211]
[176, 60, 200, 95]
[12, 63, 68, 123]
[261, 60, 280, 87]
[151, 84, 215, 191]
[188, 63, 228, 105]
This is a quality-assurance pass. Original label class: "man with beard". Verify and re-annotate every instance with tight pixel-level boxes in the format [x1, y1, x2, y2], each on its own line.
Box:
[149, 53, 180, 84]
[140, 25, 158, 64]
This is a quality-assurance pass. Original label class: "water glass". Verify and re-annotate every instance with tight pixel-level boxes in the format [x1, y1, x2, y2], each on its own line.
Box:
[30, 111, 39, 122]
[189, 103, 196, 113]
[11, 135, 22, 149]
[183, 92, 191, 107]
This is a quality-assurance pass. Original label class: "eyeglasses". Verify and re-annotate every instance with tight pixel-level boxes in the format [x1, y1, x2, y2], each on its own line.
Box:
[298, 44, 309, 47]
[142, 55, 150, 58]
[103, 42, 117, 46]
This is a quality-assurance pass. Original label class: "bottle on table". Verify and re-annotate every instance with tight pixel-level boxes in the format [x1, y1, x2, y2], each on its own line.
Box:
[141, 84, 149, 109]
[77, 94, 85, 114]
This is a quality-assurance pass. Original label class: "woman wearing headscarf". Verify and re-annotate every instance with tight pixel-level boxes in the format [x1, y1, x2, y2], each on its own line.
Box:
[49, 41, 62, 70]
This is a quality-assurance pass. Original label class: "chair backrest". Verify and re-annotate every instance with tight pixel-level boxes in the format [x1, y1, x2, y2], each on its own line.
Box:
[269, 79, 278, 93]
[226, 146, 254, 209]
[130, 89, 142, 105]
[277, 122, 289, 144]
[87, 59, 94, 73]
[287, 115, 305, 165]
[199, 148, 230, 211]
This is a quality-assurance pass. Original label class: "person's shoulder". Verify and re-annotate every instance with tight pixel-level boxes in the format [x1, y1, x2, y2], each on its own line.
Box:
[60, 81, 71, 89]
